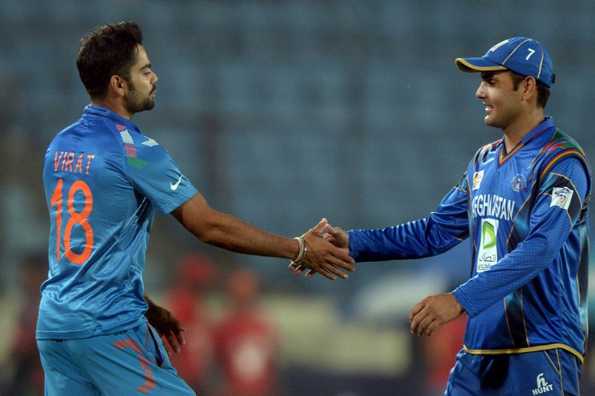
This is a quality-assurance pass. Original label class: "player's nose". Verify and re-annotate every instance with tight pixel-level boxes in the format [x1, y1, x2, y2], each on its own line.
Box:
[475, 82, 486, 100]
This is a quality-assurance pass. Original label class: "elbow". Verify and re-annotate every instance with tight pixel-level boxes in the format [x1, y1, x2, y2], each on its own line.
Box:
[524, 235, 559, 269]
[173, 195, 222, 244]
[190, 215, 219, 244]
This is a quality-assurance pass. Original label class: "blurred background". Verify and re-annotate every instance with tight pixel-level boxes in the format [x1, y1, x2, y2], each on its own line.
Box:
[0, 0, 594, 395]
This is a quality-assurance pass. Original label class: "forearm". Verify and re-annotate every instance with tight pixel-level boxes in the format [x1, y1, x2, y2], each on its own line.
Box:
[348, 184, 470, 262]
[453, 235, 555, 317]
[349, 216, 465, 262]
[186, 208, 299, 259]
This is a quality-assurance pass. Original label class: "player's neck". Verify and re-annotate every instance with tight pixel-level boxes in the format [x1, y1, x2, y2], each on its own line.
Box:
[502, 108, 545, 153]
[91, 97, 133, 120]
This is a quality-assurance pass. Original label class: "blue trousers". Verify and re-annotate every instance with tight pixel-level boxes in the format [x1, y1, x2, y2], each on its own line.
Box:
[38, 324, 195, 396]
[445, 348, 582, 396]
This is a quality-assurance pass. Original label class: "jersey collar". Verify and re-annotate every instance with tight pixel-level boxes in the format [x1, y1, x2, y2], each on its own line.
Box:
[498, 116, 555, 165]
[83, 104, 139, 131]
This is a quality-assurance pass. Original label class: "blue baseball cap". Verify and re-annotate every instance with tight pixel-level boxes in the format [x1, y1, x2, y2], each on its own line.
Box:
[455, 37, 555, 87]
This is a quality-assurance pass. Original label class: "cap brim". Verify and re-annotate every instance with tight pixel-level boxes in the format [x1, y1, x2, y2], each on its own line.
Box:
[455, 57, 508, 72]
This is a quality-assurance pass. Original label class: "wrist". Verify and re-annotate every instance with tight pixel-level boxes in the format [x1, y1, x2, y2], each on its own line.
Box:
[291, 235, 307, 263]
[449, 291, 465, 315]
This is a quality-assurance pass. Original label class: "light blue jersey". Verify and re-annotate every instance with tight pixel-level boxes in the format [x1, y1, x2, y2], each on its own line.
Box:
[37, 105, 198, 340]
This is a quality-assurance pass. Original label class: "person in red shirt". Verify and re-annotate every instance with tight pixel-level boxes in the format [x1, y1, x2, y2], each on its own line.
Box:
[422, 315, 467, 396]
[213, 270, 279, 396]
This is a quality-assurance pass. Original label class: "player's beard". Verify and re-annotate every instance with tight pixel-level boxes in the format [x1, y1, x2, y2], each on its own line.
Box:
[124, 80, 156, 114]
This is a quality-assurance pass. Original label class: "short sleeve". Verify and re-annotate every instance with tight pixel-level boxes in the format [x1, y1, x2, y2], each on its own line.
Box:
[120, 133, 198, 214]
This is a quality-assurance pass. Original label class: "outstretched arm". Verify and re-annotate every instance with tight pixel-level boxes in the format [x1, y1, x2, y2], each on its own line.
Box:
[172, 193, 354, 279]
[348, 174, 470, 262]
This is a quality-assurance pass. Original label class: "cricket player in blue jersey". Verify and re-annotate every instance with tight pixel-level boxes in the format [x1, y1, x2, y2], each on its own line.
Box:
[37, 22, 354, 396]
[295, 37, 591, 395]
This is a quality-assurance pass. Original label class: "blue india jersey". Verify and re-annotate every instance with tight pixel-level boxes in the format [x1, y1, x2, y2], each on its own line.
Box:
[37, 105, 198, 339]
[348, 117, 591, 361]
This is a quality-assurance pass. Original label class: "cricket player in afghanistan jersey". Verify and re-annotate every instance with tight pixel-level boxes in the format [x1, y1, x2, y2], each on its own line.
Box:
[316, 37, 591, 395]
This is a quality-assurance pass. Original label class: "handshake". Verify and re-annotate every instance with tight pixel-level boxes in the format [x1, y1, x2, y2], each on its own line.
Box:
[288, 218, 355, 280]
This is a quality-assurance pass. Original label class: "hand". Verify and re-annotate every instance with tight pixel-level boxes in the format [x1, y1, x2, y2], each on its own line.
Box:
[145, 301, 185, 354]
[409, 293, 464, 336]
[288, 218, 329, 277]
[323, 225, 348, 249]
[288, 218, 355, 280]
[289, 220, 351, 277]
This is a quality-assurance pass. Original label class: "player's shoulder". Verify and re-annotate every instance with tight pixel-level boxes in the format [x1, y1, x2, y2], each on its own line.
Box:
[122, 126, 161, 150]
[539, 129, 590, 175]
[472, 138, 502, 165]
[543, 129, 588, 159]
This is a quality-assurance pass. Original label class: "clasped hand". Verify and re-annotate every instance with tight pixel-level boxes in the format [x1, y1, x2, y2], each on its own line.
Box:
[288, 218, 354, 280]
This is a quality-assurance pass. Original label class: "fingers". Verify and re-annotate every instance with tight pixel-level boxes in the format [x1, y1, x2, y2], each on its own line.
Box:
[321, 257, 352, 279]
[409, 304, 429, 335]
[424, 320, 441, 337]
[409, 301, 425, 322]
[414, 313, 436, 336]
[288, 262, 303, 273]
[328, 245, 355, 269]
[174, 328, 186, 349]
[162, 330, 180, 353]
[409, 298, 445, 336]
[310, 218, 330, 235]
[326, 226, 348, 247]
[316, 266, 337, 280]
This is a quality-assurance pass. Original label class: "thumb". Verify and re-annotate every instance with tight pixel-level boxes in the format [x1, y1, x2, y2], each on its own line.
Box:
[310, 218, 330, 235]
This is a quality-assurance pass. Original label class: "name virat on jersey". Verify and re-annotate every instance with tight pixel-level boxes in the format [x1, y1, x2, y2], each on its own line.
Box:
[53, 151, 95, 175]
[471, 194, 515, 221]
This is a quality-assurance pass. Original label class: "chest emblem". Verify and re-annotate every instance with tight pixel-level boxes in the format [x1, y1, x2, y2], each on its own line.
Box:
[511, 174, 526, 192]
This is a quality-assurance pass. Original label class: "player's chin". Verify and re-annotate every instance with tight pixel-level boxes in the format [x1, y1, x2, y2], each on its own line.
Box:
[483, 114, 499, 127]
[144, 98, 156, 111]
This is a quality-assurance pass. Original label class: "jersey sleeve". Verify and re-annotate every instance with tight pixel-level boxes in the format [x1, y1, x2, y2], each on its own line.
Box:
[348, 172, 470, 262]
[120, 136, 198, 214]
[452, 157, 589, 317]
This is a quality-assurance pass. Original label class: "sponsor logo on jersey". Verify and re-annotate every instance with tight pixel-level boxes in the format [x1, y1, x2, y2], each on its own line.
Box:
[472, 170, 484, 191]
[170, 175, 183, 191]
[477, 218, 498, 273]
[532, 373, 553, 395]
[471, 194, 515, 221]
[550, 187, 573, 210]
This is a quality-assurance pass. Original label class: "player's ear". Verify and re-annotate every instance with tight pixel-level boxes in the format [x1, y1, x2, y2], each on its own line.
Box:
[521, 76, 538, 103]
[109, 75, 127, 97]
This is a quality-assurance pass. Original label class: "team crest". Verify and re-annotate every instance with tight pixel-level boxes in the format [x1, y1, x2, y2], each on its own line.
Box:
[550, 187, 573, 210]
[511, 174, 526, 192]
[472, 170, 484, 191]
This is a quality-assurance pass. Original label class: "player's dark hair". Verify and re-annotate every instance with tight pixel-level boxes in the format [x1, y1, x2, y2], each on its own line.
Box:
[77, 21, 143, 99]
[510, 72, 550, 109]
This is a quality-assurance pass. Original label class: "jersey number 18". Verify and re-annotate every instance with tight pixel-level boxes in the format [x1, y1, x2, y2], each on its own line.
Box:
[50, 178, 94, 265]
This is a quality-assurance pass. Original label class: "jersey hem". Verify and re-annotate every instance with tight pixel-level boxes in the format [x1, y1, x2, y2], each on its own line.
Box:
[36, 316, 147, 340]
[463, 343, 584, 364]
